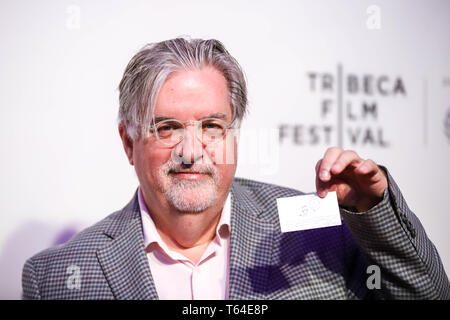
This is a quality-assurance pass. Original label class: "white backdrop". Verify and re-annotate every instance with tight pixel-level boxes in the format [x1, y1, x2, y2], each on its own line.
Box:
[1, 0, 449, 299]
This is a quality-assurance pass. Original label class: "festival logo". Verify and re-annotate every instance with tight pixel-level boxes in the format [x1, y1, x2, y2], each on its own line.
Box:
[279, 64, 407, 148]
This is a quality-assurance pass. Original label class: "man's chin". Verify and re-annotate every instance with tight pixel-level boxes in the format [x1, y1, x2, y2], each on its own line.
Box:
[169, 196, 216, 213]
[164, 184, 217, 213]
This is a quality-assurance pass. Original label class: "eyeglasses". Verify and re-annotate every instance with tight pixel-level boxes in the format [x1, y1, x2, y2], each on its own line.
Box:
[149, 118, 236, 147]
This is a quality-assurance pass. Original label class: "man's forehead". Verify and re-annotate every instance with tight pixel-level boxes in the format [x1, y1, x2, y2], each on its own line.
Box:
[153, 67, 233, 121]
[160, 68, 229, 97]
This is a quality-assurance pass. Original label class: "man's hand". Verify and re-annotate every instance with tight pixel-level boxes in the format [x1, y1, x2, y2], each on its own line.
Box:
[315, 147, 388, 212]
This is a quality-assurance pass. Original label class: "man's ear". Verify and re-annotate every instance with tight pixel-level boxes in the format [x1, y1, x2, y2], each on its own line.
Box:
[118, 124, 134, 165]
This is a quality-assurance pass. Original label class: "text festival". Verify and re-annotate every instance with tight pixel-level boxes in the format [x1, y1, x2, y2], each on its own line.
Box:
[279, 67, 406, 147]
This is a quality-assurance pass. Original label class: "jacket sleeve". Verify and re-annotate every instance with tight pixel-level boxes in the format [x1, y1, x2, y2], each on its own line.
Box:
[22, 258, 41, 300]
[340, 168, 450, 299]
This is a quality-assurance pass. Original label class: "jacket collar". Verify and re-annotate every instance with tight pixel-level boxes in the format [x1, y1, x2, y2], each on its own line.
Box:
[96, 181, 277, 300]
[96, 190, 159, 299]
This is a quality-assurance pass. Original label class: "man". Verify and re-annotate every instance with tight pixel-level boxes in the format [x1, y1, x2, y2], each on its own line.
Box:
[22, 37, 450, 299]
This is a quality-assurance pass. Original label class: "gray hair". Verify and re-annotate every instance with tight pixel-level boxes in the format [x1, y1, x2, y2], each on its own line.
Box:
[118, 37, 248, 140]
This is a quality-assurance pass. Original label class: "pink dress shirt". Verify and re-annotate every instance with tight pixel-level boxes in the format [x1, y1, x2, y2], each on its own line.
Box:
[138, 188, 231, 300]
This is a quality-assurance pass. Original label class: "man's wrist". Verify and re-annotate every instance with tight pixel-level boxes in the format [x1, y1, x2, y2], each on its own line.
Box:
[341, 188, 390, 214]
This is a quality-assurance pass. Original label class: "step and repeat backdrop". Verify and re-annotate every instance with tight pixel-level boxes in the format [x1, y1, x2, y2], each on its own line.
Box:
[1, 0, 449, 299]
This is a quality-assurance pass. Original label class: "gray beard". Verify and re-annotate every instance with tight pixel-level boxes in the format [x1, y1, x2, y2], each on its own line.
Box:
[164, 177, 218, 212]
[157, 162, 220, 213]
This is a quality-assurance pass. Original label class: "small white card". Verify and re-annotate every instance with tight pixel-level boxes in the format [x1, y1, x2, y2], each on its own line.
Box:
[276, 191, 342, 233]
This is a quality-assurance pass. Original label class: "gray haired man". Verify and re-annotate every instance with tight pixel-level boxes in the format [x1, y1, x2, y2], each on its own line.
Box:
[22, 38, 450, 299]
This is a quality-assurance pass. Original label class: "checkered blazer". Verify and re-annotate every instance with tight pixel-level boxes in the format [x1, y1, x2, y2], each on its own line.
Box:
[22, 171, 450, 299]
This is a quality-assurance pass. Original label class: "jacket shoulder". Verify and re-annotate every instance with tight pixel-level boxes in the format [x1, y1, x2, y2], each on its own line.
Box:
[22, 209, 125, 299]
[28, 210, 121, 262]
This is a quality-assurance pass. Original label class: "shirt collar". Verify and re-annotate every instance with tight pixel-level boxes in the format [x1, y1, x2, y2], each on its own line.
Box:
[138, 187, 231, 250]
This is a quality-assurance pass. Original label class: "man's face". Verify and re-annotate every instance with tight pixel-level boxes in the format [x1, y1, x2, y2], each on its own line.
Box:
[122, 66, 238, 213]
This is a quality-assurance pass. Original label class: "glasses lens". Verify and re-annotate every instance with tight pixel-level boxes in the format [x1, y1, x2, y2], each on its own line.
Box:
[155, 120, 184, 145]
[153, 118, 229, 146]
[201, 119, 226, 144]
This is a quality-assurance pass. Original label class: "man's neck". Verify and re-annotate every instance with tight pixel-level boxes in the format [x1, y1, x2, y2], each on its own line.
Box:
[143, 191, 227, 264]
[154, 209, 222, 263]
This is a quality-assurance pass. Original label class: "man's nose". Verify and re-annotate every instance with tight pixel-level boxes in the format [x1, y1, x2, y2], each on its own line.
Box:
[172, 126, 203, 165]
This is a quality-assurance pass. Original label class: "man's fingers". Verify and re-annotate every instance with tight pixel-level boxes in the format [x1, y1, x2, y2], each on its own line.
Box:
[356, 159, 388, 192]
[330, 150, 363, 175]
[315, 159, 322, 175]
[318, 147, 343, 182]
[356, 159, 378, 175]
[316, 148, 387, 203]
[316, 147, 382, 198]
[315, 159, 328, 197]
[315, 172, 329, 198]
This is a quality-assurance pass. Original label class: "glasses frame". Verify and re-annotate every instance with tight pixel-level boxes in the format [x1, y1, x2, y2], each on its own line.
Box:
[148, 117, 237, 147]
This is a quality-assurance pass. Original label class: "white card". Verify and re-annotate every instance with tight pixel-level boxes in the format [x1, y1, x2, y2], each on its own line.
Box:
[276, 191, 342, 233]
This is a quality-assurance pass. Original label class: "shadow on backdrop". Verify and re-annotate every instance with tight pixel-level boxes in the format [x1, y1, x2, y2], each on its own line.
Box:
[0, 222, 80, 299]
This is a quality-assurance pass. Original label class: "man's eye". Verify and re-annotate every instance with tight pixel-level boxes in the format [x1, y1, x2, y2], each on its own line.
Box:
[203, 122, 223, 129]
[158, 125, 174, 131]
[157, 121, 182, 132]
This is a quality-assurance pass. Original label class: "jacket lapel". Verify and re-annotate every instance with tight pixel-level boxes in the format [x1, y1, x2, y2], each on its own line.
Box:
[96, 191, 158, 300]
[228, 181, 277, 299]
[96, 181, 277, 300]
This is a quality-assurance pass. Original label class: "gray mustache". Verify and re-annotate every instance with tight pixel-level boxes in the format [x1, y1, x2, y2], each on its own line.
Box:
[166, 163, 215, 176]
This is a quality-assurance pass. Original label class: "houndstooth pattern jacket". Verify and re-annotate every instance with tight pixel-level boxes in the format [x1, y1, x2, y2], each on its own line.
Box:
[22, 171, 450, 299]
